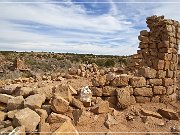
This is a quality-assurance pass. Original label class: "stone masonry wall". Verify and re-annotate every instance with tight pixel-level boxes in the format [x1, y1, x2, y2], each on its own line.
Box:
[91, 15, 180, 109]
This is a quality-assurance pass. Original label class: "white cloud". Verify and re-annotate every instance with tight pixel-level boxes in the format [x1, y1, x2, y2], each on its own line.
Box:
[0, 0, 179, 55]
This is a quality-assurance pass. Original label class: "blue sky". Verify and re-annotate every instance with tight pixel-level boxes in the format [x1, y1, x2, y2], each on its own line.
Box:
[0, 0, 180, 55]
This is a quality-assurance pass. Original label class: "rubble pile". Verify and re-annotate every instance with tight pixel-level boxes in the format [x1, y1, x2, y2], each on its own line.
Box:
[67, 63, 99, 78]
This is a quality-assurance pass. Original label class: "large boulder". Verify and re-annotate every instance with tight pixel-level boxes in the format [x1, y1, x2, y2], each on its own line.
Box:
[7, 96, 24, 111]
[24, 94, 46, 109]
[13, 108, 40, 132]
[50, 95, 69, 113]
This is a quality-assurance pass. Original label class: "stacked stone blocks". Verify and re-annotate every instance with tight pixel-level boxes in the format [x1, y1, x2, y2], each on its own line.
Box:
[91, 16, 180, 108]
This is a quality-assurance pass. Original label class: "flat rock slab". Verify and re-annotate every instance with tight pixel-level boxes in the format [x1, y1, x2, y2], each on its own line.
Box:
[141, 108, 162, 119]
[158, 108, 179, 120]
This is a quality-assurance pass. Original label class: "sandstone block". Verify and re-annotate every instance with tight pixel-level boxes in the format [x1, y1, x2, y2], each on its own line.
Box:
[158, 53, 172, 61]
[116, 88, 130, 109]
[163, 78, 174, 86]
[102, 86, 116, 96]
[38, 122, 51, 135]
[158, 41, 169, 48]
[140, 30, 149, 36]
[153, 86, 166, 95]
[139, 42, 148, 49]
[166, 70, 174, 78]
[13, 108, 40, 132]
[156, 70, 166, 78]
[129, 77, 146, 87]
[53, 84, 73, 102]
[32, 86, 53, 100]
[134, 87, 153, 97]
[7, 96, 24, 111]
[68, 68, 77, 75]
[138, 67, 157, 78]
[141, 108, 162, 119]
[24, 94, 46, 109]
[138, 35, 149, 43]
[0, 94, 14, 104]
[91, 101, 109, 114]
[141, 116, 165, 126]
[52, 121, 79, 135]
[147, 79, 162, 86]
[47, 112, 71, 124]
[70, 97, 84, 109]
[106, 72, 116, 82]
[104, 113, 118, 129]
[10, 126, 26, 135]
[130, 96, 136, 104]
[7, 110, 18, 119]
[153, 60, 164, 70]
[73, 109, 91, 126]
[35, 109, 48, 123]
[164, 61, 170, 70]
[158, 108, 179, 120]
[0, 111, 7, 121]
[166, 85, 175, 95]
[151, 96, 160, 103]
[90, 87, 102, 96]
[14, 87, 33, 97]
[91, 75, 106, 87]
[135, 96, 151, 103]
[50, 95, 69, 113]
[110, 74, 129, 87]
[0, 84, 20, 95]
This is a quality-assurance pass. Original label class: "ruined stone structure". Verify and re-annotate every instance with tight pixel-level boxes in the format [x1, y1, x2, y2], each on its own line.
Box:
[91, 15, 180, 108]
[14, 58, 28, 70]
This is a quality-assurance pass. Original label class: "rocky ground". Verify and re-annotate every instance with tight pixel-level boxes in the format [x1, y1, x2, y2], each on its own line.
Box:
[0, 74, 180, 135]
